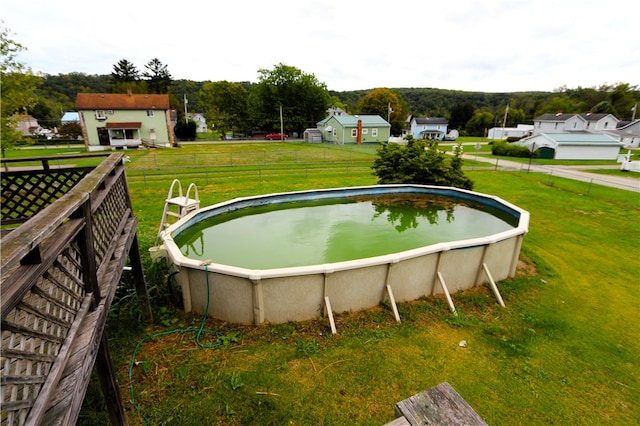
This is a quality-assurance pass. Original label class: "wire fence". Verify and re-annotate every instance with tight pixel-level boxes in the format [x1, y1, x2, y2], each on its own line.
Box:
[124, 145, 379, 188]
[121, 148, 639, 209]
[126, 162, 375, 188]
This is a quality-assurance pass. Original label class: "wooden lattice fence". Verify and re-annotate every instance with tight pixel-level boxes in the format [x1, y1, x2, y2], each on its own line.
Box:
[1, 153, 150, 425]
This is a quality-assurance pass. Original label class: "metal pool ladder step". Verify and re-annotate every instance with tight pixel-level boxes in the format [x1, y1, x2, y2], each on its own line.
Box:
[158, 179, 200, 239]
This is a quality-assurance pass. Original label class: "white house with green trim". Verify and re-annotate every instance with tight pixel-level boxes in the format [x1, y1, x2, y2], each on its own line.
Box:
[316, 114, 390, 144]
[517, 133, 623, 160]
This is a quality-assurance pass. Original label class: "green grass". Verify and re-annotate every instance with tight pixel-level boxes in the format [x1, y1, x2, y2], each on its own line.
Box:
[7, 143, 639, 425]
[584, 168, 640, 178]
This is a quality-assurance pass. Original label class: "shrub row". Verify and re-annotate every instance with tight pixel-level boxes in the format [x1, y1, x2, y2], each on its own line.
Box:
[491, 140, 535, 158]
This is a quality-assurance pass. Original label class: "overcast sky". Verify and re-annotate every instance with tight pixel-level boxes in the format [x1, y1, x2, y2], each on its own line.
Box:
[2, 0, 638, 93]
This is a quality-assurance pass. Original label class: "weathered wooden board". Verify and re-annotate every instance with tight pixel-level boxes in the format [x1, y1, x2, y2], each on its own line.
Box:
[394, 382, 488, 426]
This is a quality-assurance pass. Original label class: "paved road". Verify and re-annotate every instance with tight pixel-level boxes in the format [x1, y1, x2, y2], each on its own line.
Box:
[463, 154, 640, 193]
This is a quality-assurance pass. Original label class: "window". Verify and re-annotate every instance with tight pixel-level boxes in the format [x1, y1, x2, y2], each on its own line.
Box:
[95, 110, 107, 120]
[604, 121, 608, 128]
[372, 128, 378, 137]
[333, 129, 337, 137]
[351, 129, 358, 137]
[110, 129, 125, 140]
[362, 128, 368, 135]
[147, 110, 154, 117]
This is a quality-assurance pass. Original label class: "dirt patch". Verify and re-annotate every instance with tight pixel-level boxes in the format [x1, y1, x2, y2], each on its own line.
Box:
[516, 258, 537, 276]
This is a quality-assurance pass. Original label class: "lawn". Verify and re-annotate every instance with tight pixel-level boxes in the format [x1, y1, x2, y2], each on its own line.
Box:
[6, 143, 639, 425]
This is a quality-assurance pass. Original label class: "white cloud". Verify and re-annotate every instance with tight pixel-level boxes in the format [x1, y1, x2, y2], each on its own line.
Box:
[2, 0, 638, 92]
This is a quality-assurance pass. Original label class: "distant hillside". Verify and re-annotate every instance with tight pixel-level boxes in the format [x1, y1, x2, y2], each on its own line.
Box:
[36, 73, 637, 130]
[39, 72, 549, 116]
[330, 88, 552, 120]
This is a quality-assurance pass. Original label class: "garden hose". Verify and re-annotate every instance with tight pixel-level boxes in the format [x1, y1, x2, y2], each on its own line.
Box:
[128, 265, 223, 424]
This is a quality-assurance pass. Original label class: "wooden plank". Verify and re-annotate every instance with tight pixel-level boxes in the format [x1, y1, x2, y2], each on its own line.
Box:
[0, 153, 109, 166]
[1, 192, 88, 272]
[395, 382, 488, 426]
[89, 165, 125, 213]
[1, 218, 84, 318]
[1, 153, 122, 272]
[0, 153, 141, 426]
[129, 234, 152, 321]
[44, 223, 137, 425]
[23, 295, 93, 426]
[384, 416, 411, 426]
[95, 333, 129, 425]
[95, 207, 132, 279]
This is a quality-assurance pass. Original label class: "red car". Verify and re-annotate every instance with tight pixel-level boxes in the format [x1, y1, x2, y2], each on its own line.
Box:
[266, 133, 288, 140]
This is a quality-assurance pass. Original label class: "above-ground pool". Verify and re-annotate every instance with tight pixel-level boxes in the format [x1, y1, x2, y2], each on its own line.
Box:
[161, 185, 529, 326]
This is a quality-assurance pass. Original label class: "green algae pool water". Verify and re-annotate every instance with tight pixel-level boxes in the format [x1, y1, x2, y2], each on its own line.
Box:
[173, 193, 517, 270]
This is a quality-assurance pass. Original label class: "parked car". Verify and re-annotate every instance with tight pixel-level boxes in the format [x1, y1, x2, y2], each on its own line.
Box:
[266, 133, 288, 140]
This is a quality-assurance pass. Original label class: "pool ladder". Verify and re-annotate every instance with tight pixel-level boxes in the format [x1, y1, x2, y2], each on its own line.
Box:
[158, 179, 200, 240]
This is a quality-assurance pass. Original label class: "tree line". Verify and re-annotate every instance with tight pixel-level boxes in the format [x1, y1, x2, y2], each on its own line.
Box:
[2, 22, 638, 146]
[33, 67, 640, 138]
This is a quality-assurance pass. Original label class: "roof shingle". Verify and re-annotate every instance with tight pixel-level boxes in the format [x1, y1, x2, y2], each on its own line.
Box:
[76, 93, 170, 110]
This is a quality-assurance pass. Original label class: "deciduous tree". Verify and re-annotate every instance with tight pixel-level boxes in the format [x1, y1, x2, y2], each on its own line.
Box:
[372, 138, 473, 190]
[1, 22, 41, 157]
[465, 110, 494, 137]
[449, 102, 475, 130]
[199, 81, 249, 138]
[357, 88, 407, 135]
[248, 63, 331, 135]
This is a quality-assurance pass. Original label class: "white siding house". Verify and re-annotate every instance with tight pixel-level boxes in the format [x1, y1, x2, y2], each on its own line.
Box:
[533, 113, 577, 134]
[533, 112, 619, 135]
[602, 120, 640, 148]
[581, 113, 619, 132]
[186, 113, 208, 133]
[488, 124, 533, 140]
[518, 133, 623, 160]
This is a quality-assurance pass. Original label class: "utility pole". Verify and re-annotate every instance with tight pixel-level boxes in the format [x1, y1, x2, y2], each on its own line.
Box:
[184, 94, 189, 124]
[279, 104, 284, 140]
[501, 103, 509, 139]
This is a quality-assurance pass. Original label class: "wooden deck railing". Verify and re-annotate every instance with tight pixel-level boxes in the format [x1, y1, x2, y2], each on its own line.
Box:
[1, 153, 150, 425]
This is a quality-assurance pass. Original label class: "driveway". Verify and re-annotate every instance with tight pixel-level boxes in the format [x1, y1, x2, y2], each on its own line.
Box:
[462, 154, 640, 193]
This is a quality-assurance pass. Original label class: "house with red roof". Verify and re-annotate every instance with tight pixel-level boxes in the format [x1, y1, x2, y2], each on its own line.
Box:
[76, 92, 175, 151]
